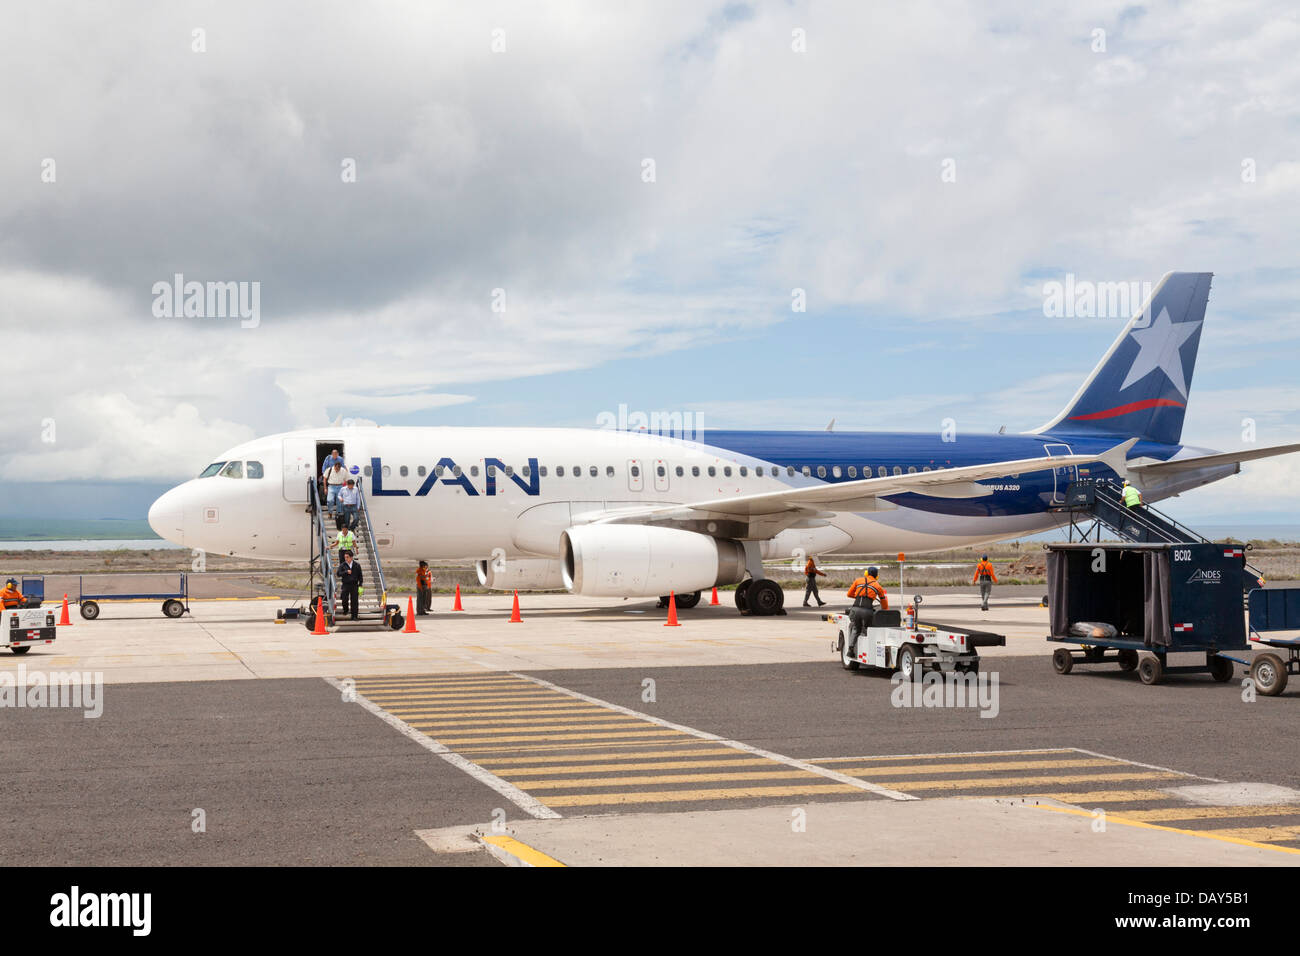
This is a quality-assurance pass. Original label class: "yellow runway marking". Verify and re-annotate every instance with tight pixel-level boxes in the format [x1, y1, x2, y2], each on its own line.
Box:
[476, 747, 740, 766]
[500, 757, 778, 776]
[1193, 825, 1300, 843]
[843, 758, 1116, 777]
[434, 729, 684, 746]
[1031, 804, 1300, 856]
[414, 720, 650, 735]
[544, 783, 861, 807]
[480, 835, 565, 867]
[373, 702, 608, 715]
[523, 769, 822, 790]
[1114, 805, 1300, 823]
[384, 707, 610, 720]
[889, 771, 1181, 792]
[1017, 790, 1173, 804]
[814, 749, 1075, 763]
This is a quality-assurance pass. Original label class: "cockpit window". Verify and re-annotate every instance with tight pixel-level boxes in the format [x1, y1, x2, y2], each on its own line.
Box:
[199, 461, 227, 478]
[219, 461, 244, 479]
[246, 461, 264, 479]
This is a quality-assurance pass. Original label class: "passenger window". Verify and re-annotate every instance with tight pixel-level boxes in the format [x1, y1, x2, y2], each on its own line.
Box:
[657, 465, 666, 477]
[382, 466, 391, 478]
[417, 466, 426, 477]
[739, 466, 747, 477]
[198, 462, 226, 478]
[847, 466, 857, 478]
[452, 465, 462, 478]
[631, 465, 640, 477]
[724, 466, 732, 477]
[755, 466, 763, 477]
[556, 466, 565, 477]
[923, 466, 931, 472]
[539, 466, 548, 477]
[573, 465, 580, 476]
[908, 466, 917, 474]
[708, 466, 716, 477]
[399, 465, 408, 477]
[878, 466, 887, 477]
[246, 461, 264, 479]
[832, 466, 842, 478]
[435, 465, 446, 477]
[893, 466, 902, 476]
[522, 465, 531, 477]
[801, 466, 811, 477]
[486, 465, 496, 477]
[470, 465, 479, 477]
[364, 465, 372, 477]
[815, 466, 825, 478]
[692, 466, 700, 477]
[675, 466, 684, 477]
[589, 466, 598, 477]
[505, 465, 514, 477]
[606, 465, 615, 477]
[787, 466, 796, 477]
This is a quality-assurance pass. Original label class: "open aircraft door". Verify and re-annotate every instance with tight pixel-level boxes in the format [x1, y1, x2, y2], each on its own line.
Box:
[652, 458, 670, 492]
[283, 438, 315, 502]
[1044, 443, 1076, 505]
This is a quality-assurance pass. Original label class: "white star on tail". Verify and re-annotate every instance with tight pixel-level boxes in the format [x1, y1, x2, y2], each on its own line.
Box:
[1119, 307, 1201, 399]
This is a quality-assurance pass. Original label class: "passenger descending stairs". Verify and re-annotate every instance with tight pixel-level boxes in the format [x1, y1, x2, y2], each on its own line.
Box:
[309, 478, 390, 628]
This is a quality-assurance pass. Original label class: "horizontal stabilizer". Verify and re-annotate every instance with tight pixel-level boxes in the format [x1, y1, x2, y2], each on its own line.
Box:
[1132, 442, 1300, 477]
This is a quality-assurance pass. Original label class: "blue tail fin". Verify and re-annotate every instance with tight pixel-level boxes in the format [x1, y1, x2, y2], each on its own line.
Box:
[1030, 272, 1211, 445]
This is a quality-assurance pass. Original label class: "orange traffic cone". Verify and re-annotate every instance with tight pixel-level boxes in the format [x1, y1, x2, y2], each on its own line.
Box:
[403, 596, 419, 633]
[509, 590, 522, 623]
[453, 584, 464, 611]
[59, 593, 73, 626]
[311, 596, 329, 635]
[665, 591, 681, 627]
[709, 587, 719, 606]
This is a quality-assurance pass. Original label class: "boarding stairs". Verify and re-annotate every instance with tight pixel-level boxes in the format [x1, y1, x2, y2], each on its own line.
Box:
[307, 478, 390, 628]
[1055, 478, 1264, 589]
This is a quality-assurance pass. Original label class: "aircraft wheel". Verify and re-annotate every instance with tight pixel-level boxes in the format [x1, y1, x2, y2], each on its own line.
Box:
[734, 579, 752, 613]
[675, 590, 702, 610]
[747, 580, 784, 616]
[1250, 653, 1287, 697]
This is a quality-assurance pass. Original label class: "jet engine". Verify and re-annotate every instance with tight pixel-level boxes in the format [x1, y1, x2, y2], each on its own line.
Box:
[560, 525, 747, 597]
[476, 557, 567, 591]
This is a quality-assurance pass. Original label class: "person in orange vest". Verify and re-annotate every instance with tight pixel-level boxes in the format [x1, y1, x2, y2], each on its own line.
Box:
[973, 554, 998, 611]
[1, 578, 25, 609]
[845, 566, 889, 655]
[416, 560, 433, 616]
[802, 555, 827, 607]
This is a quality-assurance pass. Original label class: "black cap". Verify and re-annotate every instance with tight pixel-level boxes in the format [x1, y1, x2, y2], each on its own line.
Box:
[867, 566, 879, 577]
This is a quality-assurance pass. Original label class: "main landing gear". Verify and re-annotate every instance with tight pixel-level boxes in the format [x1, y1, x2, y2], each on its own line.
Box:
[735, 578, 785, 616]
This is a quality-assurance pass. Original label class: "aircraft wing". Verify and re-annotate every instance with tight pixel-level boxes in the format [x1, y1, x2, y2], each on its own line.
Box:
[1130, 442, 1300, 477]
[587, 440, 1136, 537]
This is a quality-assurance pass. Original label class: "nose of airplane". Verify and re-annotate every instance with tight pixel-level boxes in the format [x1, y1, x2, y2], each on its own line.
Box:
[147, 487, 186, 546]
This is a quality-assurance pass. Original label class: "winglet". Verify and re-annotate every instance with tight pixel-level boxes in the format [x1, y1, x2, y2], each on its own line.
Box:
[1099, 437, 1138, 480]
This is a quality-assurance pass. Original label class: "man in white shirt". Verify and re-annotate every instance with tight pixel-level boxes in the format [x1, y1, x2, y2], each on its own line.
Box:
[338, 479, 360, 530]
[325, 462, 348, 514]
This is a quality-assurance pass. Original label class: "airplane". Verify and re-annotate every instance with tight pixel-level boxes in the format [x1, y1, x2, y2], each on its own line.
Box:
[148, 272, 1300, 615]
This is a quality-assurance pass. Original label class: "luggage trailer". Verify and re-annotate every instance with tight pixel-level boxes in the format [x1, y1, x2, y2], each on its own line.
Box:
[1044, 542, 1251, 686]
[77, 573, 190, 620]
[1246, 586, 1300, 696]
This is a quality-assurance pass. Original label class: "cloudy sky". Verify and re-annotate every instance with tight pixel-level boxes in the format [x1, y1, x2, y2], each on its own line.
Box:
[2, 1, 1298, 523]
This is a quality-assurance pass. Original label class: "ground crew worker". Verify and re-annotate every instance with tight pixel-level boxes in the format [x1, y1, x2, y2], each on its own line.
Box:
[1122, 479, 1142, 509]
[973, 554, 998, 611]
[803, 556, 827, 607]
[845, 566, 888, 654]
[0, 579, 24, 609]
[333, 526, 356, 557]
[416, 560, 433, 616]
